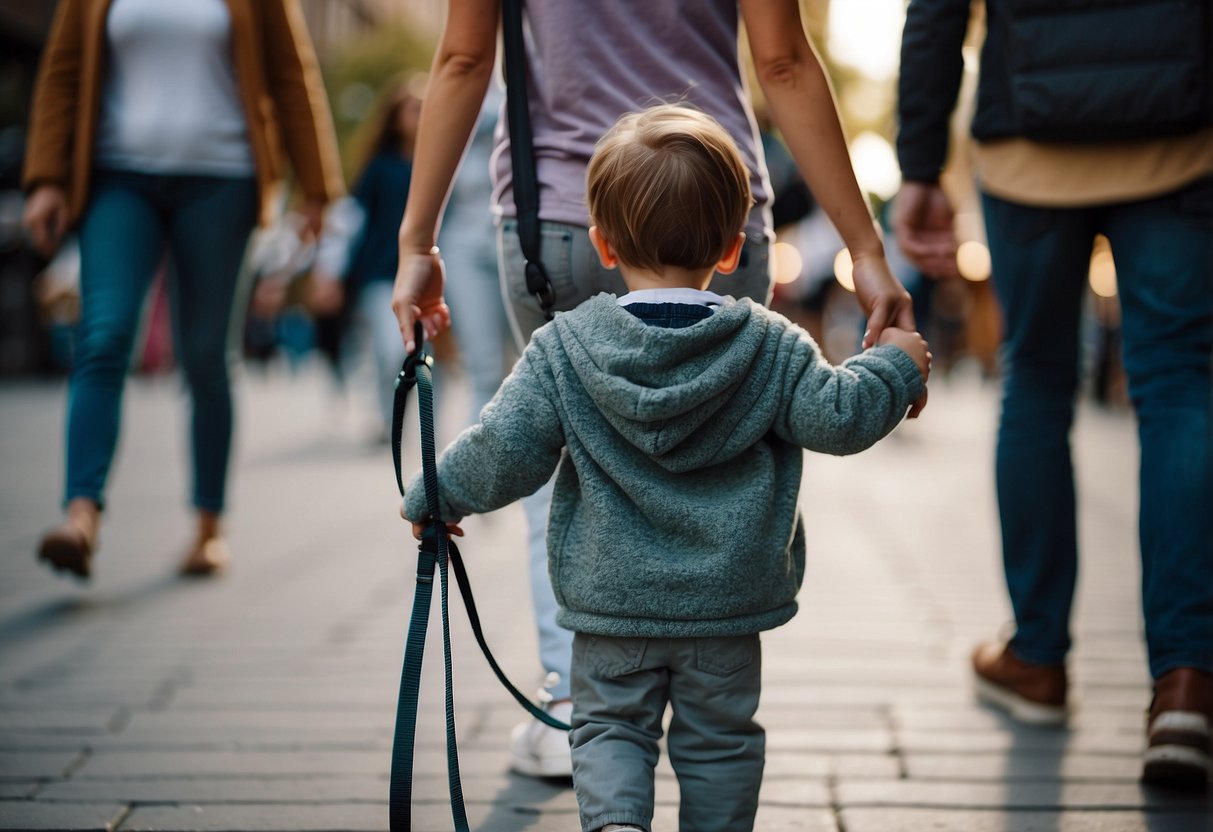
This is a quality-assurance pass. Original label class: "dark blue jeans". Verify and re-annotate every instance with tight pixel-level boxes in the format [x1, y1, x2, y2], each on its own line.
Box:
[68, 170, 258, 513]
[983, 177, 1213, 679]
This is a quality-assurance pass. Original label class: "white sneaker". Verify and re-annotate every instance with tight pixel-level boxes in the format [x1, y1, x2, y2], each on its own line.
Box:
[508, 699, 573, 778]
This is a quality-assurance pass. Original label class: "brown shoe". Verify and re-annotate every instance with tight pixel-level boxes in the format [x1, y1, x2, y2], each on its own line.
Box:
[1142, 668, 1212, 789]
[972, 641, 1068, 725]
[36, 521, 95, 580]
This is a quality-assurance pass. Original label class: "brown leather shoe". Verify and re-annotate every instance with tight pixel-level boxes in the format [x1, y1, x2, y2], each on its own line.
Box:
[972, 641, 1068, 725]
[1142, 667, 1212, 789]
[36, 521, 95, 580]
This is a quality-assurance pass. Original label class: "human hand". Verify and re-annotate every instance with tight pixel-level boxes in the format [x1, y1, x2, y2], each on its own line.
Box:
[250, 277, 288, 319]
[306, 275, 344, 317]
[892, 181, 958, 279]
[23, 185, 69, 257]
[402, 506, 465, 542]
[392, 246, 451, 353]
[298, 198, 327, 241]
[851, 251, 916, 349]
[878, 326, 932, 419]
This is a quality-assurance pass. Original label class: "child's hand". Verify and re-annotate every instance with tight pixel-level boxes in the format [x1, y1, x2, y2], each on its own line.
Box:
[877, 327, 932, 418]
[401, 505, 465, 542]
[413, 520, 464, 541]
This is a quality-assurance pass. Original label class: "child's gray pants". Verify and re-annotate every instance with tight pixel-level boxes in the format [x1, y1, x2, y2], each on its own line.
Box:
[569, 632, 764, 832]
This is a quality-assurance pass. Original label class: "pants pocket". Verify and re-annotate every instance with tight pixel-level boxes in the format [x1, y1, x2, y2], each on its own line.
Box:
[694, 634, 757, 677]
[585, 635, 648, 678]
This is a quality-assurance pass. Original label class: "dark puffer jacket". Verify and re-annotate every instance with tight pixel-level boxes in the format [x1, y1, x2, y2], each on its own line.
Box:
[898, 0, 1213, 182]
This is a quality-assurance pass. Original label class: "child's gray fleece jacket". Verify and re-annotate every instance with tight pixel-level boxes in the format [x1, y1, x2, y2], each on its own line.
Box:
[404, 294, 924, 639]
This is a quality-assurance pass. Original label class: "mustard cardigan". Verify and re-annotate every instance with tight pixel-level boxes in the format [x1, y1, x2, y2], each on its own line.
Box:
[22, 0, 345, 226]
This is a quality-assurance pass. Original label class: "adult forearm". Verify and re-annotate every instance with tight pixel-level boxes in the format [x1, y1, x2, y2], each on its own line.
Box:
[398, 39, 497, 254]
[760, 47, 883, 259]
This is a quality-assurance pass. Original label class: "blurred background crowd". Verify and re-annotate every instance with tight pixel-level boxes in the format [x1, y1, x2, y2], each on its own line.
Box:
[0, 0, 1127, 409]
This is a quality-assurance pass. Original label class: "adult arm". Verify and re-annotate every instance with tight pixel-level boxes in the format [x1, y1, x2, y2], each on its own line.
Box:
[261, 0, 345, 233]
[21, 0, 84, 255]
[893, 0, 971, 277]
[392, 0, 499, 352]
[402, 345, 564, 523]
[741, 0, 912, 347]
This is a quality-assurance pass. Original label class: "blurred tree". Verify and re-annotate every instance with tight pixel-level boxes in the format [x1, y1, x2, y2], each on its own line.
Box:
[321, 26, 435, 180]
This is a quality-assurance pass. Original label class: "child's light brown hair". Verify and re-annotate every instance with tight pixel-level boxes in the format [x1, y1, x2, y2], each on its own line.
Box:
[586, 104, 752, 272]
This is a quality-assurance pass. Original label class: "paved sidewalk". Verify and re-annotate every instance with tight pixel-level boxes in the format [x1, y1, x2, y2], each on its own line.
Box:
[0, 364, 1208, 831]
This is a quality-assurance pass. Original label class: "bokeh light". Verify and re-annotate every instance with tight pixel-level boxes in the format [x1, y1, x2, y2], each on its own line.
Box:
[772, 241, 804, 285]
[834, 248, 855, 293]
[1089, 238, 1118, 298]
[956, 240, 992, 282]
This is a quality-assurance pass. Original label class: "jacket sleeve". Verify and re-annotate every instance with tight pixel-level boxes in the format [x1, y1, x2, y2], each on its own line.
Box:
[896, 0, 973, 182]
[21, 0, 84, 192]
[260, 0, 345, 203]
[773, 338, 925, 456]
[402, 346, 565, 523]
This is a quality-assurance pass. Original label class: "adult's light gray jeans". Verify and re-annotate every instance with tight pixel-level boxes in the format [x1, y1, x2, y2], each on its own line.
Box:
[496, 220, 773, 700]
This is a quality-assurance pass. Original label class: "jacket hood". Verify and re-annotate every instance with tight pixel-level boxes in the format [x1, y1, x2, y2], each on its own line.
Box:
[545, 294, 769, 469]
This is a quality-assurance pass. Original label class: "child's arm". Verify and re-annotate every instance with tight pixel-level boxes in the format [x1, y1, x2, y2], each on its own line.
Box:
[741, 0, 914, 348]
[773, 328, 929, 456]
[401, 347, 565, 526]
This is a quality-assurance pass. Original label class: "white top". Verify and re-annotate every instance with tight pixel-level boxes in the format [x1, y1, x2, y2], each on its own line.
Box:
[94, 0, 254, 176]
[617, 288, 727, 309]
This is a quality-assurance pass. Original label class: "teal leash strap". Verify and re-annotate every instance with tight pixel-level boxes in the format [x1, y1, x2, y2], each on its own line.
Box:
[389, 322, 432, 832]
[415, 362, 471, 831]
[387, 322, 569, 831]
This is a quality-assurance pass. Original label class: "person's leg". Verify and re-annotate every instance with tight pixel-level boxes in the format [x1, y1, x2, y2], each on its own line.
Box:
[39, 172, 166, 577]
[442, 226, 512, 425]
[666, 635, 764, 832]
[570, 634, 667, 832]
[357, 280, 407, 436]
[1104, 178, 1213, 679]
[981, 194, 1097, 666]
[500, 223, 622, 670]
[68, 173, 168, 508]
[164, 175, 258, 571]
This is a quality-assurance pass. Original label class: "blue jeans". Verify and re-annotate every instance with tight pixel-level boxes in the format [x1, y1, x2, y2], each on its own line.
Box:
[69, 170, 258, 513]
[983, 178, 1213, 679]
[497, 220, 774, 700]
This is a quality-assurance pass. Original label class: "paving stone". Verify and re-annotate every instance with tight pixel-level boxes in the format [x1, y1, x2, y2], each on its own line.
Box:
[0, 801, 127, 831]
[898, 728, 1144, 755]
[837, 780, 1212, 811]
[0, 750, 82, 779]
[0, 782, 39, 798]
[905, 752, 1147, 782]
[841, 808, 1213, 832]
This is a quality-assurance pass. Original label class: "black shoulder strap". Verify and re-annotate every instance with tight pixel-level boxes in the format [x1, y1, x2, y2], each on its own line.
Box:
[501, 0, 555, 320]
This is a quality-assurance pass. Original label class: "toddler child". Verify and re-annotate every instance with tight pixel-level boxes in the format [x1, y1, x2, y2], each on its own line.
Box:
[403, 104, 930, 832]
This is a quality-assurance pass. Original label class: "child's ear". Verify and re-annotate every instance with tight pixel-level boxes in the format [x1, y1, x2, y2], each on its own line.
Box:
[588, 226, 618, 270]
[714, 233, 746, 275]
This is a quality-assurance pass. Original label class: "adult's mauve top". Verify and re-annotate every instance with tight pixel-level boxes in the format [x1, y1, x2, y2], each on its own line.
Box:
[490, 0, 773, 240]
[22, 0, 344, 227]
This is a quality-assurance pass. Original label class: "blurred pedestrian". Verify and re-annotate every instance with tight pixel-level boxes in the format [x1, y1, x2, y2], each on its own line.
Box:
[391, 0, 923, 779]
[439, 88, 514, 426]
[310, 76, 422, 438]
[403, 104, 929, 832]
[894, 0, 1212, 787]
[22, 0, 343, 579]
